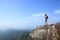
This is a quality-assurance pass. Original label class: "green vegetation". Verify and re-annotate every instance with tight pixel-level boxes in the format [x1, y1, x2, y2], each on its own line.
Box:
[0, 29, 33, 40]
[16, 31, 33, 40]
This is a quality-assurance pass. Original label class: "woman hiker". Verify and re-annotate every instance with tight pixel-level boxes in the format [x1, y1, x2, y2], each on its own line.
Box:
[45, 14, 48, 25]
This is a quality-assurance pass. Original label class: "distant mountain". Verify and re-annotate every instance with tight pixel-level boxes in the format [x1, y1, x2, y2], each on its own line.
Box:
[0, 29, 32, 40]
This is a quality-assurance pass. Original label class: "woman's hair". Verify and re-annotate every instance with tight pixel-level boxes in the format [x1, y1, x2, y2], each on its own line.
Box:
[45, 14, 47, 16]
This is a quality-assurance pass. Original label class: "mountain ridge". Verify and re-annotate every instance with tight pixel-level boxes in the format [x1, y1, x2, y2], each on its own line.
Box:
[30, 22, 60, 40]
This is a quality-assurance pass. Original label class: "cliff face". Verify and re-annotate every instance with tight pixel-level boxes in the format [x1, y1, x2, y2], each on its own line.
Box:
[55, 22, 60, 39]
[30, 22, 60, 40]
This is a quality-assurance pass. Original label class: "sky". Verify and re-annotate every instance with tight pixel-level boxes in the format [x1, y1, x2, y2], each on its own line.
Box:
[0, 0, 60, 30]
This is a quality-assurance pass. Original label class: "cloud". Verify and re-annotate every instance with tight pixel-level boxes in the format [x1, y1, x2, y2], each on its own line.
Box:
[32, 12, 49, 17]
[54, 9, 60, 14]
[32, 13, 44, 17]
[0, 21, 27, 27]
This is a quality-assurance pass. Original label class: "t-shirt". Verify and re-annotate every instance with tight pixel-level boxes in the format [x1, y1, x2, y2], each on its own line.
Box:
[45, 16, 48, 19]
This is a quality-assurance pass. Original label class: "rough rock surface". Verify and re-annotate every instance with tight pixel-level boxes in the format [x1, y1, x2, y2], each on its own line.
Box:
[30, 22, 60, 40]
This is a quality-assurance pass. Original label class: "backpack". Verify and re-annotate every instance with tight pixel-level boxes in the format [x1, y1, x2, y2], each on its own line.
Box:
[46, 16, 48, 19]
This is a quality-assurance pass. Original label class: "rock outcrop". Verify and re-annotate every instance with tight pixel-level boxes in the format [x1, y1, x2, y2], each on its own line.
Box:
[30, 22, 60, 40]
